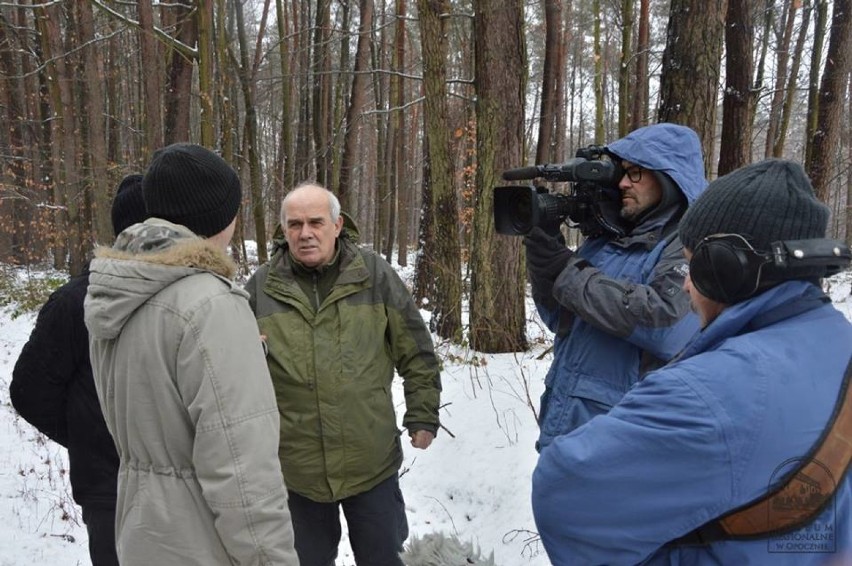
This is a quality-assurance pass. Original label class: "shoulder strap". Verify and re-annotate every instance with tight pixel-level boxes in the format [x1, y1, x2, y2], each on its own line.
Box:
[671, 354, 852, 545]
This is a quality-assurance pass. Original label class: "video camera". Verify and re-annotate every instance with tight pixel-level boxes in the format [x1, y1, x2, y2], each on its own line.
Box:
[493, 145, 624, 237]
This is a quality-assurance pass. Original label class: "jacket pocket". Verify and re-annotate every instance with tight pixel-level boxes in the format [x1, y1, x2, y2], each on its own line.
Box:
[540, 374, 624, 437]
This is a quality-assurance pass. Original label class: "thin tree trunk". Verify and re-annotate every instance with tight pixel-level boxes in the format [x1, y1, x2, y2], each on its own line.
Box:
[751, 0, 774, 121]
[764, 0, 796, 158]
[553, 3, 568, 160]
[275, 0, 294, 208]
[807, 0, 852, 203]
[76, 0, 112, 243]
[537, 0, 563, 163]
[845, 74, 852, 246]
[384, 0, 400, 264]
[339, 0, 375, 212]
[718, 0, 755, 175]
[372, 3, 389, 252]
[0, 12, 28, 263]
[197, 0, 214, 147]
[38, 4, 84, 273]
[631, 0, 650, 130]
[618, 0, 632, 136]
[296, 0, 313, 181]
[593, 0, 604, 142]
[395, 0, 410, 267]
[330, 1, 350, 197]
[163, 2, 197, 144]
[312, 0, 333, 186]
[774, 0, 811, 157]
[138, 0, 163, 156]
[234, 0, 270, 263]
[804, 0, 829, 165]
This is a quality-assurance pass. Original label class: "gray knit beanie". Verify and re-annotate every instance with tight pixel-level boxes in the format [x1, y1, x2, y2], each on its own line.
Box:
[142, 143, 241, 238]
[679, 159, 829, 252]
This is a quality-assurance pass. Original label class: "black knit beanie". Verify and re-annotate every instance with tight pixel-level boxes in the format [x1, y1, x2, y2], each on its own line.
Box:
[679, 159, 829, 252]
[111, 174, 147, 236]
[142, 143, 241, 237]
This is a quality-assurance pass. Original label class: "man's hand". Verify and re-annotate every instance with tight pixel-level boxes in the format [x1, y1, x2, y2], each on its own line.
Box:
[409, 429, 435, 450]
[524, 226, 573, 280]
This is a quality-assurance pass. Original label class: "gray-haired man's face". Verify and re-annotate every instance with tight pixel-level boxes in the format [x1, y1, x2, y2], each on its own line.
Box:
[283, 188, 343, 267]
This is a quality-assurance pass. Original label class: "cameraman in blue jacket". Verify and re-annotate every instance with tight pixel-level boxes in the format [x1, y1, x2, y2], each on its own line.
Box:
[526, 123, 707, 448]
[532, 159, 852, 564]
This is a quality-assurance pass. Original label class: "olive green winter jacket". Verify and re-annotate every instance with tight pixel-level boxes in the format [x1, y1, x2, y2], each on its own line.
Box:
[246, 234, 441, 502]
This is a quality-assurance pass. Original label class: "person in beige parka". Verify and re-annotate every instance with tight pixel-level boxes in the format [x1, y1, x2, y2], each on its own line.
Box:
[85, 143, 299, 566]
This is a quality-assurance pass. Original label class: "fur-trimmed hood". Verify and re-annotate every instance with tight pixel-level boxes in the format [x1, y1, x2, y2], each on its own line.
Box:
[84, 218, 241, 340]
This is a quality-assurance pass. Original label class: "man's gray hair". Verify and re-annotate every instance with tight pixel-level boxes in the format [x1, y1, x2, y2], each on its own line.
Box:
[280, 182, 341, 225]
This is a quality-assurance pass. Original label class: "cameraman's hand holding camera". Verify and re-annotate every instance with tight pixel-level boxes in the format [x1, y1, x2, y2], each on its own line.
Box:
[524, 225, 573, 281]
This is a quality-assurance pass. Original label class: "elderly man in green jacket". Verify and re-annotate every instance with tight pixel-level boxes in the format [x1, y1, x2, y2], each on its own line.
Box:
[246, 182, 442, 566]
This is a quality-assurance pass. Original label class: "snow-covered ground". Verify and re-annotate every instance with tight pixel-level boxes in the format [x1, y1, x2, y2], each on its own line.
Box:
[0, 253, 849, 565]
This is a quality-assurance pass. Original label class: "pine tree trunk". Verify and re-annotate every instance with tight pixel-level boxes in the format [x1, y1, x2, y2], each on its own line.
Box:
[807, 0, 852, 204]
[163, 2, 197, 145]
[470, 0, 527, 353]
[395, 0, 411, 267]
[339, 0, 375, 213]
[76, 0, 112, 243]
[658, 0, 727, 174]
[618, 0, 633, 136]
[764, 1, 797, 158]
[804, 0, 829, 166]
[138, 0, 163, 156]
[630, 0, 650, 130]
[312, 0, 333, 187]
[415, 0, 462, 341]
[537, 0, 563, 163]
[234, 0, 269, 262]
[718, 0, 755, 175]
[774, 0, 812, 158]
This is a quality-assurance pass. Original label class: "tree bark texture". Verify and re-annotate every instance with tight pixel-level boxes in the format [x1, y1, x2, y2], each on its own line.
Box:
[807, 0, 852, 204]
[470, 0, 528, 353]
[415, 0, 462, 341]
[718, 0, 754, 175]
[658, 0, 727, 174]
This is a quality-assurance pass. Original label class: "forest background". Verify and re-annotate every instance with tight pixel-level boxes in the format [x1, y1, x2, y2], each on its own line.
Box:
[0, 0, 851, 354]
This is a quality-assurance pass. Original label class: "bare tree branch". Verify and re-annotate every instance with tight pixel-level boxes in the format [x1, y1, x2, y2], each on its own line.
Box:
[89, 0, 197, 60]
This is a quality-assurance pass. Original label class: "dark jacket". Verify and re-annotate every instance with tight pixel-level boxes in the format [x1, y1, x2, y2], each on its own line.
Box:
[11, 270, 119, 510]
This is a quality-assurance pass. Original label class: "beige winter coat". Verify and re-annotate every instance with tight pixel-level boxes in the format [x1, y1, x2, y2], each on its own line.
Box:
[84, 219, 299, 566]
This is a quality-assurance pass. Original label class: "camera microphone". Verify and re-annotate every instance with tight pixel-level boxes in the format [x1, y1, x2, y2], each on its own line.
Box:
[502, 166, 542, 181]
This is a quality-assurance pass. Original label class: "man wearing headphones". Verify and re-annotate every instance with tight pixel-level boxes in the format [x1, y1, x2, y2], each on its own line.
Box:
[531, 159, 852, 564]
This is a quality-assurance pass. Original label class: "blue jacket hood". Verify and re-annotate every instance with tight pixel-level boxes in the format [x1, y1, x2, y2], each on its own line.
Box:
[606, 123, 707, 203]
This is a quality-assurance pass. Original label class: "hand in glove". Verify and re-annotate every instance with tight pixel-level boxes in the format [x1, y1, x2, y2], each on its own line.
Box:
[524, 226, 573, 281]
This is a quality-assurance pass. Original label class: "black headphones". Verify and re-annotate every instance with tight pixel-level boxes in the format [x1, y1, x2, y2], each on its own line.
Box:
[689, 234, 851, 304]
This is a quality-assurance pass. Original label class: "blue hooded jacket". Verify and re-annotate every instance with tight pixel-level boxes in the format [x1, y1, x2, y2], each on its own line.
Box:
[532, 280, 852, 565]
[532, 123, 707, 448]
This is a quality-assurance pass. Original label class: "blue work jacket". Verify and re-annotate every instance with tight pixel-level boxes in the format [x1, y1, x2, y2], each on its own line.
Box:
[533, 280, 852, 565]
